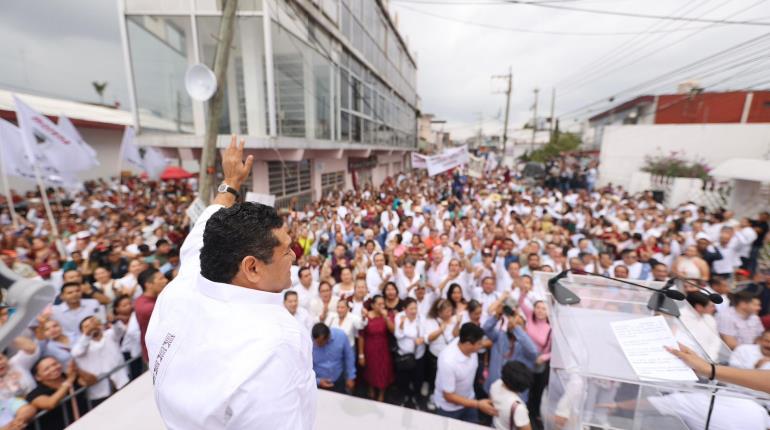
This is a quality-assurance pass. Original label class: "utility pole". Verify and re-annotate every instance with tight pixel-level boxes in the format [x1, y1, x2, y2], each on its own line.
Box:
[549, 87, 556, 141]
[492, 67, 513, 166]
[475, 112, 483, 150]
[531, 88, 539, 150]
[198, 0, 239, 204]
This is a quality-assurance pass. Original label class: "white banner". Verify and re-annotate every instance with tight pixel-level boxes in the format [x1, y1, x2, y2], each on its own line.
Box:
[0, 118, 79, 188]
[13, 95, 94, 173]
[468, 154, 485, 178]
[411, 152, 427, 169]
[426, 145, 469, 176]
[120, 126, 167, 180]
[58, 116, 100, 168]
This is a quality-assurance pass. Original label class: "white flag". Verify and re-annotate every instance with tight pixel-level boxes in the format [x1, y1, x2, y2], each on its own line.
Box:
[57, 116, 99, 168]
[13, 95, 95, 174]
[0, 118, 79, 188]
[120, 126, 167, 180]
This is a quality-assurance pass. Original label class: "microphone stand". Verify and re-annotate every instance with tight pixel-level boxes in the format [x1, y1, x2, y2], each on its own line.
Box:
[568, 270, 684, 317]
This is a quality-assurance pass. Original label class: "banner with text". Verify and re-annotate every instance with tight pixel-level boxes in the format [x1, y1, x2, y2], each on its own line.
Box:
[411, 152, 427, 169]
[426, 146, 469, 176]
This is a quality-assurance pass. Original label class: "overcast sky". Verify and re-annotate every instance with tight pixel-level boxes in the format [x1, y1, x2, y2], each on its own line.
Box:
[390, 0, 770, 138]
[1, 0, 769, 139]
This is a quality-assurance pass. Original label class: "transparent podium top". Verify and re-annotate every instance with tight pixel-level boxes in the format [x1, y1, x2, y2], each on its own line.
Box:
[532, 272, 770, 430]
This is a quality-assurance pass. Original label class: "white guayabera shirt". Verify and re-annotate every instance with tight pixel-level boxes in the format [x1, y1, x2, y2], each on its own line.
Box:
[146, 205, 317, 430]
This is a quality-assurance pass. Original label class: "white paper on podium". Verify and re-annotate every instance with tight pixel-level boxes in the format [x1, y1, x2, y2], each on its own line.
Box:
[610, 316, 698, 382]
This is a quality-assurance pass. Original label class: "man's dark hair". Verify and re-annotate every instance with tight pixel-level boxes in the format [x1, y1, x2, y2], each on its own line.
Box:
[311, 323, 330, 341]
[284, 290, 298, 302]
[731, 290, 757, 307]
[156, 239, 169, 249]
[138, 244, 150, 255]
[60, 282, 80, 294]
[200, 203, 283, 283]
[298, 267, 310, 279]
[79, 316, 95, 332]
[459, 322, 484, 344]
[501, 360, 533, 393]
[138, 268, 159, 290]
[686, 292, 710, 309]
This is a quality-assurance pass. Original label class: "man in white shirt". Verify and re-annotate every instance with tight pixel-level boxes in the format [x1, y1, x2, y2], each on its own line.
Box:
[716, 291, 764, 349]
[679, 293, 723, 362]
[51, 283, 107, 341]
[72, 316, 129, 403]
[285, 290, 315, 332]
[146, 139, 316, 430]
[291, 267, 318, 310]
[433, 323, 498, 423]
[730, 329, 770, 370]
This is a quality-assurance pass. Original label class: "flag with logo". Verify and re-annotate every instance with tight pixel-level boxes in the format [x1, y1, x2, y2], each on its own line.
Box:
[0, 118, 79, 187]
[13, 95, 95, 174]
[120, 126, 167, 180]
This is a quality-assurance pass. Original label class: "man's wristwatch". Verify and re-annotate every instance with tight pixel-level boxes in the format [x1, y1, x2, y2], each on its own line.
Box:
[217, 183, 240, 200]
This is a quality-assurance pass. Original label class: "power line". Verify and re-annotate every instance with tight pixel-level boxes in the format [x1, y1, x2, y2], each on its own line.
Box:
[391, 2, 735, 36]
[502, 0, 770, 26]
[557, 0, 766, 95]
[393, 0, 770, 26]
[553, 0, 717, 89]
[556, 32, 770, 118]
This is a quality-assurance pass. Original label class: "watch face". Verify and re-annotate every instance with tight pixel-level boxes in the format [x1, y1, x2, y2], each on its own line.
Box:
[217, 184, 227, 193]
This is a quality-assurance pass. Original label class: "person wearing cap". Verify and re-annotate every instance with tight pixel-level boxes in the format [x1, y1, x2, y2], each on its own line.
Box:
[146, 138, 316, 430]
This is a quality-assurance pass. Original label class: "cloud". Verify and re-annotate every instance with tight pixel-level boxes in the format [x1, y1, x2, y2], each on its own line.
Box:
[391, 0, 770, 138]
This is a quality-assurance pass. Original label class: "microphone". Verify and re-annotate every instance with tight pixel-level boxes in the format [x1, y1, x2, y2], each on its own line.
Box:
[660, 278, 686, 301]
[547, 269, 581, 305]
[674, 277, 724, 304]
[571, 269, 686, 301]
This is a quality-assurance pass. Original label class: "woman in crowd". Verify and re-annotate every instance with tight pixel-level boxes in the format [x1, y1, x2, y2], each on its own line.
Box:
[326, 300, 366, 348]
[347, 279, 370, 317]
[358, 295, 395, 402]
[36, 318, 72, 367]
[446, 283, 467, 316]
[519, 287, 552, 427]
[394, 298, 425, 409]
[333, 267, 356, 299]
[310, 281, 339, 324]
[382, 282, 404, 317]
[423, 298, 460, 408]
[26, 357, 96, 430]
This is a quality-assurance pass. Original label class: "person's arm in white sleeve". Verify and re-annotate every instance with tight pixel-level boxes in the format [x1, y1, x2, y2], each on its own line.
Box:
[9, 337, 40, 370]
[71, 334, 92, 358]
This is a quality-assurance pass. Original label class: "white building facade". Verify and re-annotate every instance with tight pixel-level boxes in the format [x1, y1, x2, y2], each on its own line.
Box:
[119, 0, 418, 207]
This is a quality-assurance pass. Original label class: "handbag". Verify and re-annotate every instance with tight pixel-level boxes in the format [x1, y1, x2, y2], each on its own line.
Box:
[509, 400, 521, 430]
[395, 315, 419, 371]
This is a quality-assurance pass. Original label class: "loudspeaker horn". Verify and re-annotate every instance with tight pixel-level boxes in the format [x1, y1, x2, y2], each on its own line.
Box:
[184, 63, 217, 101]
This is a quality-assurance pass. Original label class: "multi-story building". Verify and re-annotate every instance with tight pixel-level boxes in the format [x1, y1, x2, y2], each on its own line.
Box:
[118, 0, 418, 207]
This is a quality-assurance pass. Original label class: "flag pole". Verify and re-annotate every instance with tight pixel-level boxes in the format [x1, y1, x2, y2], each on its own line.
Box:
[0, 145, 19, 229]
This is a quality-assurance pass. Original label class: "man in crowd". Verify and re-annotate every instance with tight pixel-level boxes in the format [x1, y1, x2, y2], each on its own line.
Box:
[717, 290, 764, 349]
[284, 290, 314, 332]
[433, 323, 498, 423]
[52, 283, 106, 341]
[730, 329, 770, 370]
[135, 267, 168, 363]
[311, 323, 356, 393]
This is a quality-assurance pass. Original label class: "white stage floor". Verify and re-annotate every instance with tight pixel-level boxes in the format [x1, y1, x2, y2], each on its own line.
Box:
[66, 373, 487, 429]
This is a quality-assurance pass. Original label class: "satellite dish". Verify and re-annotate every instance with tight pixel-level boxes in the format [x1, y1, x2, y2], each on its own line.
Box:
[185, 63, 217, 101]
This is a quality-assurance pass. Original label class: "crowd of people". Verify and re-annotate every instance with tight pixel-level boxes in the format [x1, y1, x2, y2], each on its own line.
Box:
[0, 150, 769, 429]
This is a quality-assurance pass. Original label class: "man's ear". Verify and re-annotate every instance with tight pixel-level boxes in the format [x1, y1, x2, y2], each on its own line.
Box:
[239, 256, 263, 285]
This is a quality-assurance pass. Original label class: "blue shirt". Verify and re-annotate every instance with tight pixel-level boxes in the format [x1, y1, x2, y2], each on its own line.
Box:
[312, 328, 356, 384]
[482, 316, 539, 395]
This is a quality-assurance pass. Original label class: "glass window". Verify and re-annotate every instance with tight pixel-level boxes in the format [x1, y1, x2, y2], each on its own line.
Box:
[313, 51, 331, 140]
[340, 69, 350, 110]
[340, 111, 350, 142]
[127, 16, 194, 134]
[351, 115, 361, 143]
[198, 17, 265, 136]
[272, 24, 306, 137]
[351, 77, 361, 113]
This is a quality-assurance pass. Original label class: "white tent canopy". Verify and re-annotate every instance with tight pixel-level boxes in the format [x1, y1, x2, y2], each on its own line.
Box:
[710, 158, 770, 182]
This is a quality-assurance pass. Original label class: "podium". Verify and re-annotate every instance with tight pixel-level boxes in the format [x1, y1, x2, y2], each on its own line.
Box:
[533, 272, 770, 430]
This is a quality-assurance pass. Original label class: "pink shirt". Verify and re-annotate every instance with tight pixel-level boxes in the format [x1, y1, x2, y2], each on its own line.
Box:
[519, 294, 551, 361]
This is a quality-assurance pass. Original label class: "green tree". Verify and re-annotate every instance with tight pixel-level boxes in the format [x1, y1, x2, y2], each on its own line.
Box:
[526, 132, 582, 163]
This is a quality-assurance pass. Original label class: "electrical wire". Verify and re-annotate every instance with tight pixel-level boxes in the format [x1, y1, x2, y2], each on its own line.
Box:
[392, 2, 726, 36]
[557, 0, 767, 96]
[556, 31, 770, 118]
